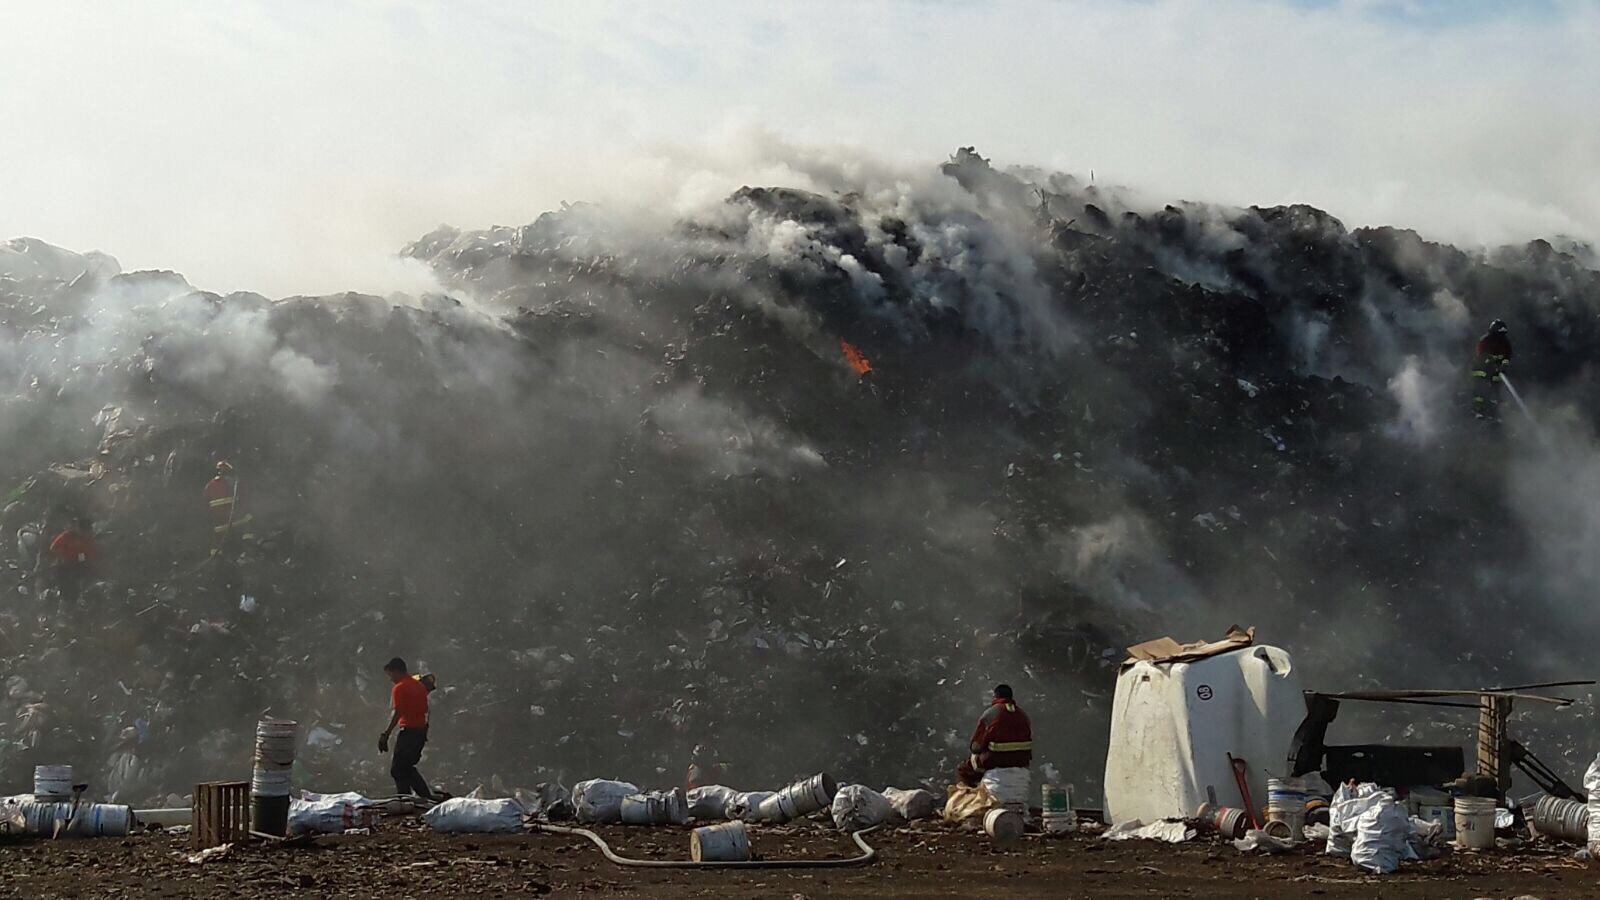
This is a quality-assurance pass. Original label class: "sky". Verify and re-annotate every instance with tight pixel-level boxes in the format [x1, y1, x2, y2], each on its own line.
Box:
[1, 0, 1596, 297]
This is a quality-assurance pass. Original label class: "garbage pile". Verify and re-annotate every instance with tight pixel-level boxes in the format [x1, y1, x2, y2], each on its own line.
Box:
[2, 146, 1599, 806]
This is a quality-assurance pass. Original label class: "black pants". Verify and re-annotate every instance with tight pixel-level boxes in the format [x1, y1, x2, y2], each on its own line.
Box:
[391, 726, 432, 798]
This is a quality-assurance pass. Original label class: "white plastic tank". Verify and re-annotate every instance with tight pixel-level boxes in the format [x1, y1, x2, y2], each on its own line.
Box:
[1103, 644, 1302, 824]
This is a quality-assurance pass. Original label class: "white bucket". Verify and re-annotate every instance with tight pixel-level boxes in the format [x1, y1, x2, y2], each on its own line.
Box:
[1455, 796, 1496, 849]
[33, 765, 74, 801]
[1265, 777, 1305, 807]
[1040, 784, 1075, 834]
[691, 821, 752, 861]
[77, 804, 132, 836]
[251, 768, 292, 798]
[254, 720, 299, 768]
[619, 788, 687, 826]
[983, 807, 1025, 846]
[771, 773, 837, 823]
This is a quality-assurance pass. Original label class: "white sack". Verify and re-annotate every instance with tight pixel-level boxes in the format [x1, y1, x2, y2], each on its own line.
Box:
[1103, 819, 1195, 842]
[572, 779, 640, 825]
[728, 791, 776, 822]
[831, 784, 898, 831]
[980, 767, 1030, 810]
[1586, 753, 1600, 856]
[288, 791, 381, 835]
[1326, 782, 1390, 858]
[1350, 798, 1416, 875]
[883, 787, 940, 821]
[421, 797, 525, 834]
[686, 785, 738, 820]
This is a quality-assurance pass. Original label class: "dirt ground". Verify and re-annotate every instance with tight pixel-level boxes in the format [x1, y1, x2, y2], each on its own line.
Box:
[3, 821, 1598, 899]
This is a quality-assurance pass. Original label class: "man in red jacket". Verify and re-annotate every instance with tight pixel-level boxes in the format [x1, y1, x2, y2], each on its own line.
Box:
[957, 684, 1033, 787]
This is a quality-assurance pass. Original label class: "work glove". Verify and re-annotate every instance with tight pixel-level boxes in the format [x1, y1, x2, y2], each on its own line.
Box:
[378, 733, 389, 754]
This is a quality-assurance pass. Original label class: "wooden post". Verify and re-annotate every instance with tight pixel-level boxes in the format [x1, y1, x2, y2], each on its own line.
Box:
[1475, 694, 1513, 796]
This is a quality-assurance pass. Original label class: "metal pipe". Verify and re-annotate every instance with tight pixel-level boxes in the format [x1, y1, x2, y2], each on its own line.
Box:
[532, 823, 880, 869]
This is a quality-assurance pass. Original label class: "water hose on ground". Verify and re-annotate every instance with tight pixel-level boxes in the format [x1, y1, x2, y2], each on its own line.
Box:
[531, 822, 880, 869]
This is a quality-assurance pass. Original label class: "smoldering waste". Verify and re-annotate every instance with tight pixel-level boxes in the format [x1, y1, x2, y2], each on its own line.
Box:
[1, 148, 1598, 807]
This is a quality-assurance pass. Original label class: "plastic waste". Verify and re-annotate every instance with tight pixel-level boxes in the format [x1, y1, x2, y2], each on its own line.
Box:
[421, 797, 524, 833]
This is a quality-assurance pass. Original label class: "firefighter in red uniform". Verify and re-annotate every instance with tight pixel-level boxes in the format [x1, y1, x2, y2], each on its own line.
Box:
[203, 461, 238, 532]
[1472, 319, 1513, 420]
[957, 684, 1033, 787]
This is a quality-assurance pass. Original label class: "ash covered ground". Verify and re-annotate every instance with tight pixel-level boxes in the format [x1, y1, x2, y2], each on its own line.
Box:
[2, 148, 1598, 808]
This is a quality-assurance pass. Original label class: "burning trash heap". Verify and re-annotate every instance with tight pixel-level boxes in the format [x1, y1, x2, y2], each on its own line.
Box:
[0, 147, 1598, 818]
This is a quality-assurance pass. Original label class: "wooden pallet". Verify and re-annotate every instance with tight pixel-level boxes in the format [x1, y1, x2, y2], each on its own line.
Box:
[193, 781, 250, 848]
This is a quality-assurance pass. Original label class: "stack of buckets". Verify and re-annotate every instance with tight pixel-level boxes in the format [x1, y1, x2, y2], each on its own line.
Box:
[1040, 784, 1076, 834]
[251, 719, 299, 836]
[1263, 777, 1306, 841]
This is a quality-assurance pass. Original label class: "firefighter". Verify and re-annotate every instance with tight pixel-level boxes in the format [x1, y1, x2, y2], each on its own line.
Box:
[957, 684, 1033, 788]
[47, 516, 96, 609]
[1472, 320, 1513, 420]
[202, 461, 238, 534]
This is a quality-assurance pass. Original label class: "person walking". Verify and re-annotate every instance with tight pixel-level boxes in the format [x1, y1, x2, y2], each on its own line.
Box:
[379, 657, 438, 799]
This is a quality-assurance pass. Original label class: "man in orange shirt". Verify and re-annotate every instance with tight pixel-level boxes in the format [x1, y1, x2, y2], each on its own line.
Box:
[379, 657, 435, 798]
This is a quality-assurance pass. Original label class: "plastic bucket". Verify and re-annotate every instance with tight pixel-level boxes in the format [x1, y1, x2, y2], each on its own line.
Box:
[691, 821, 752, 862]
[772, 773, 837, 822]
[1532, 795, 1588, 844]
[76, 804, 132, 837]
[254, 720, 299, 768]
[984, 808, 1025, 845]
[33, 765, 74, 801]
[251, 768, 292, 798]
[1265, 777, 1305, 806]
[1455, 797, 1496, 849]
[1195, 802, 1247, 839]
[1041, 784, 1075, 834]
[1419, 802, 1456, 839]
[620, 788, 688, 826]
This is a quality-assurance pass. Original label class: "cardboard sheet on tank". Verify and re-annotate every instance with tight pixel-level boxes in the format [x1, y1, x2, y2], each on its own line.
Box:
[1123, 625, 1255, 666]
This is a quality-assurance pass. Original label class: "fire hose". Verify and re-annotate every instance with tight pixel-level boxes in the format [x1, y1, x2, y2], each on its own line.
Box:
[531, 822, 880, 869]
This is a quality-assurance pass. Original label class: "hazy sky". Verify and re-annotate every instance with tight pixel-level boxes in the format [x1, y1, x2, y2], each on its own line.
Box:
[2, 0, 1595, 296]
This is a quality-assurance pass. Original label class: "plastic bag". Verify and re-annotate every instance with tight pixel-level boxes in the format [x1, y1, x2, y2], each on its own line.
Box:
[1326, 782, 1390, 858]
[1350, 799, 1415, 875]
[686, 785, 738, 820]
[288, 791, 381, 835]
[1586, 753, 1600, 855]
[943, 783, 997, 823]
[980, 767, 1030, 810]
[421, 797, 524, 833]
[572, 779, 640, 824]
[883, 787, 939, 821]
[831, 784, 898, 831]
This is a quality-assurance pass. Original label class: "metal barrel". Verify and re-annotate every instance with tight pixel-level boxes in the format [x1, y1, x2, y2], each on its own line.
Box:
[1532, 795, 1589, 844]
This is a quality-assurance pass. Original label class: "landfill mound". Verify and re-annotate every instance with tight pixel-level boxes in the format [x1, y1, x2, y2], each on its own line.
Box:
[2, 148, 1597, 807]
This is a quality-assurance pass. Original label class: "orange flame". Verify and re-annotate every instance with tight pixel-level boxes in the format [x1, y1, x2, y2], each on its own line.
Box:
[840, 339, 873, 376]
